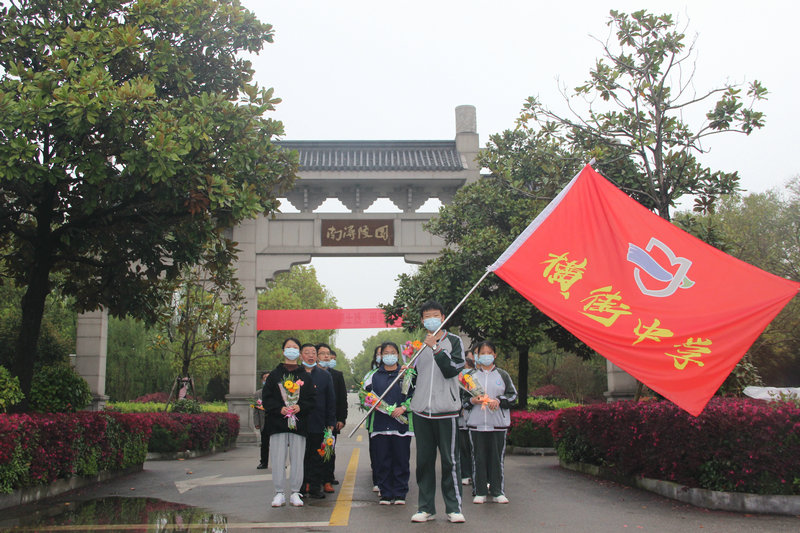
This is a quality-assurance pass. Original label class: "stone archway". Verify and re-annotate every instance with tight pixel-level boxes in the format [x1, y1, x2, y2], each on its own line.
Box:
[225, 105, 481, 442]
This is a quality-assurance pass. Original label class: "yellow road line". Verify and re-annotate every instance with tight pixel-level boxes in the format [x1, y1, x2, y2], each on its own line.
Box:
[328, 447, 360, 526]
[356, 435, 363, 442]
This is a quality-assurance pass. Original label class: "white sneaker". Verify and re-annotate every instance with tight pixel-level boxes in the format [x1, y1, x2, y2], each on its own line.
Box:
[271, 493, 285, 507]
[394, 499, 406, 505]
[447, 512, 466, 523]
[472, 495, 486, 504]
[372, 485, 380, 492]
[289, 492, 303, 507]
[379, 499, 392, 505]
[411, 511, 435, 522]
[461, 478, 471, 485]
[493, 494, 509, 504]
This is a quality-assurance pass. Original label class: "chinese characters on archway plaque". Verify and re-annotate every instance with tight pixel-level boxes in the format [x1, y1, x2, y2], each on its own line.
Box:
[321, 219, 394, 247]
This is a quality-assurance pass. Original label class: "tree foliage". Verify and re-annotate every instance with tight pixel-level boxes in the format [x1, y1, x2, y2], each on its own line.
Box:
[349, 328, 417, 389]
[153, 242, 244, 382]
[518, 9, 767, 219]
[257, 265, 339, 376]
[0, 0, 297, 402]
[691, 181, 800, 385]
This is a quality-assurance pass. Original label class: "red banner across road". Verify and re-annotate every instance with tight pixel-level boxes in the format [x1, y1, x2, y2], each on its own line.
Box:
[257, 308, 402, 331]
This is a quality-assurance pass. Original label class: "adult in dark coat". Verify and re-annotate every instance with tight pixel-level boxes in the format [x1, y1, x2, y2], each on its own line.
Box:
[317, 344, 348, 491]
[300, 343, 336, 499]
[255, 371, 270, 469]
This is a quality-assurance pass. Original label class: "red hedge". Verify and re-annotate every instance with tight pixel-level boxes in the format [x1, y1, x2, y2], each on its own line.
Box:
[0, 412, 239, 494]
[551, 398, 800, 495]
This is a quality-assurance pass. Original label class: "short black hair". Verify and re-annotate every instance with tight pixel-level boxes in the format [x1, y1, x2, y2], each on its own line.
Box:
[282, 337, 301, 349]
[316, 343, 332, 352]
[420, 300, 445, 317]
[380, 341, 400, 355]
[300, 343, 316, 351]
[330, 350, 337, 358]
[474, 340, 497, 354]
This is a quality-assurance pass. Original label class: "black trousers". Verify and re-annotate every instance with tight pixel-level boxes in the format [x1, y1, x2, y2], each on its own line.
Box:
[260, 426, 270, 466]
[302, 432, 325, 491]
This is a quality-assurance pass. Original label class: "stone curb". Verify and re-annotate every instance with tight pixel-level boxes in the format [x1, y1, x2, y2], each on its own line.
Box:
[145, 444, 235, 461]
[507, 445, 556, 456]
[0, 465, 143, 511]
[560, 459, 800, 517]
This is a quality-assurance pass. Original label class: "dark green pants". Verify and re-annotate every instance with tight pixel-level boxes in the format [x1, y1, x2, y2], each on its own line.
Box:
[469, 430, 507, 497]
[414, 416, 462, 515]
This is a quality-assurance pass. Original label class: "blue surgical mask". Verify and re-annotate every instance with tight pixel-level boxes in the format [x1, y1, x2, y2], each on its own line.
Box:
[302, 360, 316, 368]
[317, 360, 329, 368]
[375, 355, 382, 364]
[423, 317, 442, 332]
[328, 359, 337, 369]
[284, 347, 300, 360]
[477, 354, 495, 367]
[382, 354, 398, 366]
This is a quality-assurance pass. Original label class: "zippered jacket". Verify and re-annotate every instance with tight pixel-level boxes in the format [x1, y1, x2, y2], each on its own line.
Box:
[409, 331, 465, 419]
[462, 366, 517, 431]
[364, 365, 415, 435]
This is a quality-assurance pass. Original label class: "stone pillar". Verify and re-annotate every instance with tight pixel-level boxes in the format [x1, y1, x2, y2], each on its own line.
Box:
[455, 104, 480, 179]
[75, 309, 109, 411]
[227, 218, 259, 444]
[604, 361, 638, 402]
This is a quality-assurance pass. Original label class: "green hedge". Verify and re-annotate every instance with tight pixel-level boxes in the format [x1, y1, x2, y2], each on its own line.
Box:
[106, 401, 228, 413]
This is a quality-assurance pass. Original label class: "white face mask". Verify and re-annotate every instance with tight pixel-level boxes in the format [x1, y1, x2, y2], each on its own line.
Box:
[284, 347, 300, 360]
[381, 354, 398, 366]
[477, 354, 495, 367]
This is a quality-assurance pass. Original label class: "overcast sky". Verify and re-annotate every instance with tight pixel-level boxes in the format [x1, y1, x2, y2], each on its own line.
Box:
[241, 0, 800, 359]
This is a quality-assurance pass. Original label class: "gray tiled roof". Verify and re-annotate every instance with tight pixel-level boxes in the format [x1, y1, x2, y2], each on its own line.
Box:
[277, 140, 465, 171]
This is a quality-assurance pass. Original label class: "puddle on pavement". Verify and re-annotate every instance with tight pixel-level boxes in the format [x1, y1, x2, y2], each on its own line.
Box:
[0, 496, 228, 532]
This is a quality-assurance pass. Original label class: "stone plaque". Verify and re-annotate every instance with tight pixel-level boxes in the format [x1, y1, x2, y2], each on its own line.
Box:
[321, 219, 394, 246]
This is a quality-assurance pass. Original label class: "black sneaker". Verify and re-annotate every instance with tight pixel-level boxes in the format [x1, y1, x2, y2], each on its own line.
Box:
[332, 479, 340, 485]
[257, 463, 268, 469]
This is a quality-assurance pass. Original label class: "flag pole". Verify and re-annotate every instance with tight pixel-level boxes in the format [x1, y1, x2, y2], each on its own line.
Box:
[347, 269, 493, 438]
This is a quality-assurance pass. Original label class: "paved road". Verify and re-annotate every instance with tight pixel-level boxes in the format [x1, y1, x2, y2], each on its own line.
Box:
[2, 404, 799, 532]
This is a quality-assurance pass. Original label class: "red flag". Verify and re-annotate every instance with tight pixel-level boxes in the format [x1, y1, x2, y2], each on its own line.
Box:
[490, 165, 800, 415]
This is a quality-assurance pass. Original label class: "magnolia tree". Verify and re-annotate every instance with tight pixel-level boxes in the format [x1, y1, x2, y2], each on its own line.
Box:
[0, 0, 297, 403]
[519, 10, 767, 219]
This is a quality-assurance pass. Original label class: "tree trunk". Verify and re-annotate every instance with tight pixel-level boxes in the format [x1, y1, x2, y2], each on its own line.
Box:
[14, 260, 52, 410]
[517, 344, 529, 408]
[13, 185, 57, 411]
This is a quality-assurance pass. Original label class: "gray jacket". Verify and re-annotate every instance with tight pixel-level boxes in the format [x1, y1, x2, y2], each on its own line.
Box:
[409, 331, 465, 418]
[463, 366, 518, 431]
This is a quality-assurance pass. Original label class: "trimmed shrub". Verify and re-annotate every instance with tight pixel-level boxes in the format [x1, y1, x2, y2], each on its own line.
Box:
[106, 401, 227, 413]
[133, 392, 169, 403]
[170, 399, 202, 414]
[530, 384, 567, 399]
[0, 365, 24, 412]
[29, 363, 92, 412]
[0, 411, 238, 493]
[527, 396, 579, 411]
[508, 410, 560, 447]
[551, 399, 800, 495]
[0, 412, 151, 493]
